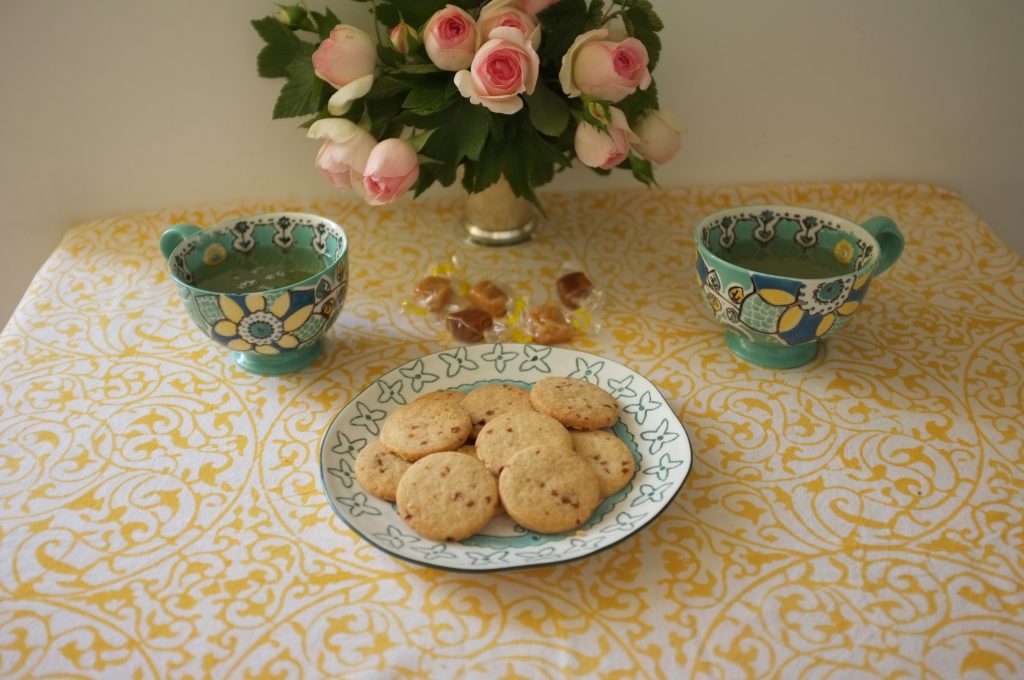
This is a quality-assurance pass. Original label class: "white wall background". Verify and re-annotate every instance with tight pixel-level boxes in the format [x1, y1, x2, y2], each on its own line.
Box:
[2, 0, 1022, 328]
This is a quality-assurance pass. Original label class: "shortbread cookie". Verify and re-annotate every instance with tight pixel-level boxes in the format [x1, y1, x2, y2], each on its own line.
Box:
[570, 430, 636, 497]
[462, 383, 534, 437]
[530, 377, 619, 430]
[353, 440, 411, 501]
[380, 399, 472, 461]
[474, 409, 573, 475]
[412, 389, 466, 407]
[498, 445, 600, 534]
[396, 451, 499, 541]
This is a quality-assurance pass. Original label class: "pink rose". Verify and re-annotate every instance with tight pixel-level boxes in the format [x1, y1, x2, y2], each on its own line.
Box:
[574, 106, 639, 169]
[360, 138, 420, 205]
[559, 28, 652, 102]
[633, 110, 683, 165]
[479, 0, 540, 48]
[307, 118, 377, 189]
[424, 5, 478, 71]
[453, 27, 539, 115]
[517, 0, 558, 16]
[312, 25, 377, 89]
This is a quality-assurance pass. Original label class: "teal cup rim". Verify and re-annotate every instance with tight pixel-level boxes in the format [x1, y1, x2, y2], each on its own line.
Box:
[694, 204, 881, 281]
[164, 211, 349, 296]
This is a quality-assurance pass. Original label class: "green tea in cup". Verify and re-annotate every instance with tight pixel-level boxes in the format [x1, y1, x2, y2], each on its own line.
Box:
[695, 206, 904, 368]
[160, 212, 349, 375]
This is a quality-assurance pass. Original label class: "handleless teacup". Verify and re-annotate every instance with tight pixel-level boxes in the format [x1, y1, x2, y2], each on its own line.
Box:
[160, 212, 349, 375]
[695, 205, 904, 368]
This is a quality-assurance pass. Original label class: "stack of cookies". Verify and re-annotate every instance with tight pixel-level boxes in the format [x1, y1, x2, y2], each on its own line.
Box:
[353, 377, 636, 542]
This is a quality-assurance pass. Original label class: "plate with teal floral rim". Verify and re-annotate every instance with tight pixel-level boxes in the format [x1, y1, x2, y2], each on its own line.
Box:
[318, 343, 692, 572]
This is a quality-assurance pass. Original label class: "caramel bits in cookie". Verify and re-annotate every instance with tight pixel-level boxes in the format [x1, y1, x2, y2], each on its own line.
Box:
[353, 440, 411, 502]
[498, 445, 600, 534]
[570, 430, 636, 497]
[380, 399, 472, 461]
[530, 376, 619, 430]
[396, 451, 499, 542]
[475, 410, 573, 476]
[461, 383, 534, 438]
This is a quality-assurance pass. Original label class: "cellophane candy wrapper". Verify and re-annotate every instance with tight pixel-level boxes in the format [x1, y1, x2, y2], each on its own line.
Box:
[402, 256, 603, 346]
[511, 266, 605, 346]
[402, 254, 521, 344]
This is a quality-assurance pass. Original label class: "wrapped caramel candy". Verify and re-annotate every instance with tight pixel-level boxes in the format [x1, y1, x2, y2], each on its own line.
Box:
[557, 271, 594, 310]
[413, 275, 453, 312]
[446, 307, 494, 343]
[527, 303, 573, 345]
[467, 280, 509, 318]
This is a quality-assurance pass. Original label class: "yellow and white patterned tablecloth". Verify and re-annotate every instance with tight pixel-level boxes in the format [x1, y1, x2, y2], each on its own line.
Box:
[1, 182, 1022, 678]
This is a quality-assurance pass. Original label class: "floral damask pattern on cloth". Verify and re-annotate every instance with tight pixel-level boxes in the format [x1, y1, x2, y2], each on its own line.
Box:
[0, 182, 1022, 678]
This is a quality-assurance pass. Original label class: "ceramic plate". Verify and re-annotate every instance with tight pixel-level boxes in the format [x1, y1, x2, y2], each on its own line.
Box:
[319, 343, 692, 572]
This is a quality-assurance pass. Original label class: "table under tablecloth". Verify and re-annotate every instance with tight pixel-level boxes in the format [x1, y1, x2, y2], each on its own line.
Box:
[1, 182, 1022, 678]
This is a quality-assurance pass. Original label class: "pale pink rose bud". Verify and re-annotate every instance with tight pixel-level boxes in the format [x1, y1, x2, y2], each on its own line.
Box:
[389, 21, 419, 55]
[424, 5, 478, 71]
[559, 29, 652, 103]
[307, 119, 378, 189]
[479, 0, 540, 48]
[361, 138, 420, 205]
[312, 25, 377, 89]
[453, 27, 539, 115]
[277, 4, 309, 30]
[574, 107, 639, 170]
[517, 0, 558, 16]
[633, 110, 684, 165]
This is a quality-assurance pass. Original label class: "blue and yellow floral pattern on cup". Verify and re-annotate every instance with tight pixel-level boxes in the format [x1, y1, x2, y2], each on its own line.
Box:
[160, 212, 349, 375]
[695, 205, 904, 368]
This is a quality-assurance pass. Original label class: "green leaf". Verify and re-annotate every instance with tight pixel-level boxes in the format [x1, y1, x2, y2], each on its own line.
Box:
[375, 0, 478, 29]
[402, 82, 457, 115]
[463, 117, 509, 193]
[419, 99, 491, 169]
[627, 153, 657, 187]
[310, 8, 341, 40]
[623, 3, 663, 69]
[617, 80, 660, 124]
[367, 75, 413, 100]
[365, 90, 405, 139]
[391, 64, 445, 76]
[537, 0, 589, 67]
[407, 129, 435, 152]
[524, 81, 570, 137]
[272, 44, 324, 119]
[585, 0, 605, 30]
[252, 16, 301, 78]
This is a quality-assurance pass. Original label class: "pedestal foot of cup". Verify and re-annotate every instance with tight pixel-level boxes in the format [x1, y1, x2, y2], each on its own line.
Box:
[231, 340, 324, 375]
[725, 332, 817, 369]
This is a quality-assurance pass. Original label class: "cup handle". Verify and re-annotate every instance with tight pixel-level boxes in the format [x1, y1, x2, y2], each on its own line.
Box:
[860, 216, 905, 276]
[160, 223, 203, 260]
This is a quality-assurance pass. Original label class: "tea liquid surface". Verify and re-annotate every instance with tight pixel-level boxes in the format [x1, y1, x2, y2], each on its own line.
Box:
[721, 244, 853, 279]
[196, 248, 326, 293]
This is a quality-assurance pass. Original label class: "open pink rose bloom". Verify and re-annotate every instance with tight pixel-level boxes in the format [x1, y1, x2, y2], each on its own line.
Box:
[454, 27, 539, 114]
[312, 25, 377, 88]
[424, 5, 478, 71]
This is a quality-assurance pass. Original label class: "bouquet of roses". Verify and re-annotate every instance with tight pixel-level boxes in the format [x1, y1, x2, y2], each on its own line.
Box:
[252, 0, 681, 208]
